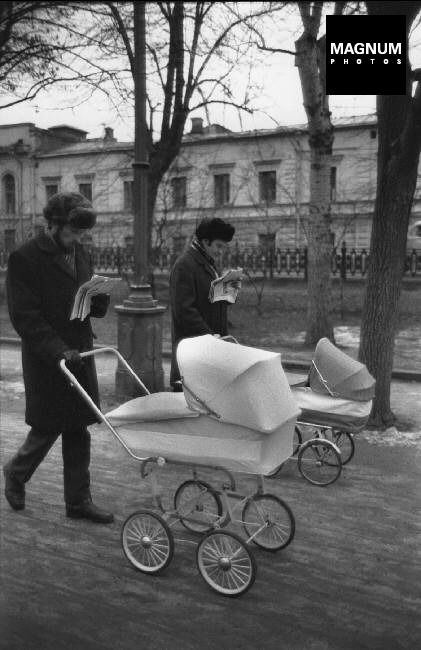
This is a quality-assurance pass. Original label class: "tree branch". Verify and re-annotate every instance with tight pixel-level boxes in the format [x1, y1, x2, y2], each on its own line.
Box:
[106, 1, 135, 77]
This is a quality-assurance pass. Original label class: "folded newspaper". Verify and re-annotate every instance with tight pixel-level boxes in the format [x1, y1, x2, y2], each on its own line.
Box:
[70, 275, 120, 320]
[209, 268, 243, 304]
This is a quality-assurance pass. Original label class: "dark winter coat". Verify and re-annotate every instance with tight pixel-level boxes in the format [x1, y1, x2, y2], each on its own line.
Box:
[6, 232, 109, 430]
[169, 246, 228, 384]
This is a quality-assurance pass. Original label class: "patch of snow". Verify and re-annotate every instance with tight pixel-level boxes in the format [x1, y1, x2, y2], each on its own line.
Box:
[360, 426, 421, 447]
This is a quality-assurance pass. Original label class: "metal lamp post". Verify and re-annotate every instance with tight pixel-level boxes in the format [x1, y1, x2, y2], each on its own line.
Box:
[115, 1, 165, 396]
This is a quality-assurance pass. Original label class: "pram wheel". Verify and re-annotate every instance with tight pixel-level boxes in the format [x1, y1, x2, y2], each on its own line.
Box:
[196, 530, 257, 597]
[174, 480, 223, 534]
[298, 439, 342, 486]
[331, 430, 355, 465]
[293, 426, 303, 455]
[242, 494, 295, 551]
[121, 510, 174, 574]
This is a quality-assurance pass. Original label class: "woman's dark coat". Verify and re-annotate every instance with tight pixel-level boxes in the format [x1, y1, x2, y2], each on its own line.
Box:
[169, 246, 228, 384]
[6, 232, 108, 430]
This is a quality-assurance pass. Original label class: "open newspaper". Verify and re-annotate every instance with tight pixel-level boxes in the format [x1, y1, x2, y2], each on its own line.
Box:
[70, 275, 120, 321]
[209, 268, 243, 304]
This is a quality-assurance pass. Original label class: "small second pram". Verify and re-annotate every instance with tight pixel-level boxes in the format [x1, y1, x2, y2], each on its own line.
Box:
[285, 338, 376, 486]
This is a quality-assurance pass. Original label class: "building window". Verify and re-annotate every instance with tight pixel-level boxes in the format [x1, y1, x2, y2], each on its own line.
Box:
[330, 167, 337, 202]
[78, 183, 92, 202]
[171, 176, 187, 208]
[259, 171, 276, 204]
[3, 174, 16, 215]
[258, 232, 276, 250]
[4, 228, 16, 252]
[123, 181, 134, 211]
[214, 174, 230, 207]
[45, 184, 58, 201]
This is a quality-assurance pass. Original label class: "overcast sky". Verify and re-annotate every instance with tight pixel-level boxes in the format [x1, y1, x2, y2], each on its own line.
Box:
[1, 3, 419, 142]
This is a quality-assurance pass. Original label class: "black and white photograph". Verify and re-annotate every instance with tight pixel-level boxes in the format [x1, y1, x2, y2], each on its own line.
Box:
[0, 2, 420, 649]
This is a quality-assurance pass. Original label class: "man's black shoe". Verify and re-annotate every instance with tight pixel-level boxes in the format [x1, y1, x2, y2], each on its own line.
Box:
[3, 464, 25, 511]
[66, 500, 114, 524]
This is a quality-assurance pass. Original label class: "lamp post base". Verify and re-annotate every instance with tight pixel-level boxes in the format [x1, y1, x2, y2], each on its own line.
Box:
[115, 283, 166, 398]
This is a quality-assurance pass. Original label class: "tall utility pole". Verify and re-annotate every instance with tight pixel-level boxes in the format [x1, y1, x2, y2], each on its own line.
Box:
[115, 1, 165, 396]
[132, 0, 150, 288]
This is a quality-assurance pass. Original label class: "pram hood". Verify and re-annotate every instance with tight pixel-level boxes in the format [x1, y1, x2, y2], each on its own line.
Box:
[309, 337, 375, 401]
[177, 335, 300, 433]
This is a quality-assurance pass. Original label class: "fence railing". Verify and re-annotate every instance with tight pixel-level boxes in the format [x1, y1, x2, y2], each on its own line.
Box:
[92, 243, 421, 279]
[1, 244, 421, 278]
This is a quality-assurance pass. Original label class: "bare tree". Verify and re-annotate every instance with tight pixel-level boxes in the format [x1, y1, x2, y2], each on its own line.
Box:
[98, 1, 277, 256]
[294, 1, 342, 344]
[251, 2, 348, 344]
[359, 0, 421, 428]
[0, 2, 99, 109]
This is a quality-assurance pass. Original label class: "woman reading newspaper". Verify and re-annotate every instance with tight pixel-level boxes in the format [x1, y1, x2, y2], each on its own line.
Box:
[169, 217, 242, 391]
[3, 192, 114, 524]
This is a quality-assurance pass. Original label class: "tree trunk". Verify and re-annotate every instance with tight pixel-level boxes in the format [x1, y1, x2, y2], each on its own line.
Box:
[295, 25, 335, 345]
[359, 0, 421, 429]
[359, 96, 421, 428]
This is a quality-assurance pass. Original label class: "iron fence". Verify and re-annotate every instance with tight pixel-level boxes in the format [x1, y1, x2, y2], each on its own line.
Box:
[90, 243, 421, 279]
[1, 244, 421, 278]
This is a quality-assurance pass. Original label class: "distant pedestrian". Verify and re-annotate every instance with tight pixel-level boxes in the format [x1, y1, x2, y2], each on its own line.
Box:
[169, 217, 236, 391]
[3, 192, 114, 524]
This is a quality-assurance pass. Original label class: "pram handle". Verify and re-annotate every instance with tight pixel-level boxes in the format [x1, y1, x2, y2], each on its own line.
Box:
[221, 335, 239, 344]
[59, 347, 153, 461]
[75, 347, 150, 394]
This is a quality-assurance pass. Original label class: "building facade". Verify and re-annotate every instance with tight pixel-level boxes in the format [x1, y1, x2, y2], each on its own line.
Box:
[0, 122, 135, 250]
[1, 116, 421, 254]
[155, 115, 421, 253]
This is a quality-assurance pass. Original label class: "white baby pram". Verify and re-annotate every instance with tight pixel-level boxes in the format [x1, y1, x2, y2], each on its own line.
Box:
[285, 337, 376, 486]
[60, 335, 300, 597]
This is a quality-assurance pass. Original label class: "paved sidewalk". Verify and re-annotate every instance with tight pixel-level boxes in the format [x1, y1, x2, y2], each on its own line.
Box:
[1, 342, 421, 650]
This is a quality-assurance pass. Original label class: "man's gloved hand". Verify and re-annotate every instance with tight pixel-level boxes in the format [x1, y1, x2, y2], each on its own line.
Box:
[63, 349, 83, 367]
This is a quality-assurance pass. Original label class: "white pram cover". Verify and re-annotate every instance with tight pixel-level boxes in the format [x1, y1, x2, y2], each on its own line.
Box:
[290, 338, 374, 432]
[177, 335, 299, 433]
[309, 337, 375, 402]
[105, 336, 301, 475]
[291, 387, 372, 433]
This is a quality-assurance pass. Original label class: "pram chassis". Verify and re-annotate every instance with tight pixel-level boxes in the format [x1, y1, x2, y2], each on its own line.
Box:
[60, 347, 296, 597]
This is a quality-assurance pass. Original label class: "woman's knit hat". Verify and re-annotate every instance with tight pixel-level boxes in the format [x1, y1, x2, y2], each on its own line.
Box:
[195, 218, 235, 243]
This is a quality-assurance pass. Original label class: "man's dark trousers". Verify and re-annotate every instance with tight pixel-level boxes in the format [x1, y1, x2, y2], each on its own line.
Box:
[6, 427, 91, 505]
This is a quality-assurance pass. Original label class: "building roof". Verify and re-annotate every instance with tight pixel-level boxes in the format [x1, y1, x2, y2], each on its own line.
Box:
[47, 124, 88, 135]
[183, 113, 378, 144]
[37, 139, 134, 158]
[34, 113, 378, 157]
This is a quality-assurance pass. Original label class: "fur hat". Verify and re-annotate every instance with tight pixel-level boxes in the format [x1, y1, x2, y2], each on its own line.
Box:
[195, 218, 235, 243]
[43, 192, 96, 229]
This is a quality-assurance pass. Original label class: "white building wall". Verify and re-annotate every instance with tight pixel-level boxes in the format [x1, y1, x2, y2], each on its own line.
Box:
[1, 119, 421, 252]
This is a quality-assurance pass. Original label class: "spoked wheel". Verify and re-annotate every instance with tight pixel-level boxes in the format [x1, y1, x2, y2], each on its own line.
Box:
[242, 493, 295, 551]
[121, 510, 174, 574]
[331, 430, 355, 465]
[196, 530, 257, 597]
[293, 426, 303, 456]
[298, 439, 342, 486]
[174, 480, 223, 534]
